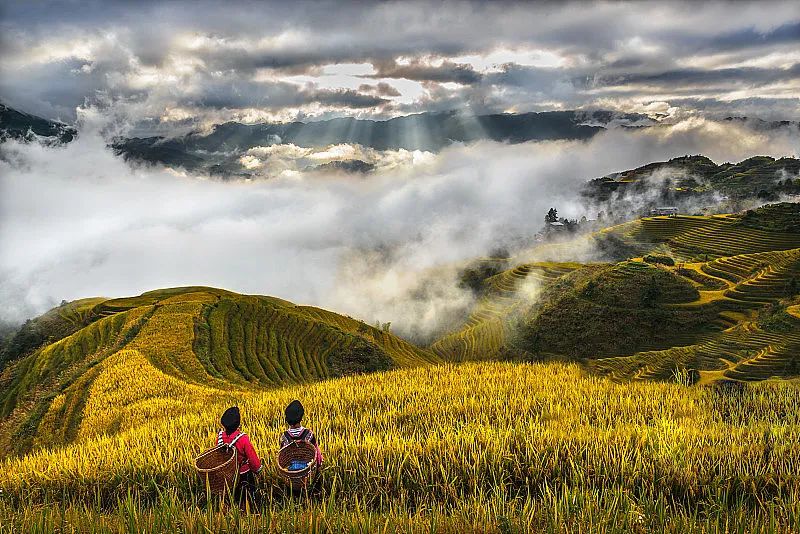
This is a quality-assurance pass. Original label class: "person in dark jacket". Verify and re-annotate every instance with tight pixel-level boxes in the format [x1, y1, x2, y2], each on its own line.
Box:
[279, 400, 323, 468]
[217, 406, 262, 508]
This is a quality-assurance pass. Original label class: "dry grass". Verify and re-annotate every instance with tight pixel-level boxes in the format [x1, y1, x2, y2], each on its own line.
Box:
[2, 359, 799, 532]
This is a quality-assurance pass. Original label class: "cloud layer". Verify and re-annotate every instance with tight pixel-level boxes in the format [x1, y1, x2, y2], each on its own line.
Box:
[1, 1, 799, 128]
[1, 110, 797, 339]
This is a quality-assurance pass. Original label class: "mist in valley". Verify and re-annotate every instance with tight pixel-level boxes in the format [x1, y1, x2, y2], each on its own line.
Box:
[1, 109, 798, 341]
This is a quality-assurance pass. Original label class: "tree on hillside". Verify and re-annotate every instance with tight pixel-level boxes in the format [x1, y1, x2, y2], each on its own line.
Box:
[788, 276, 799, 297]
[0, 319, 45, 372]
[545, 208, 558, 224]
[459, 260, 507, 295]
[640, 276, 662, 308]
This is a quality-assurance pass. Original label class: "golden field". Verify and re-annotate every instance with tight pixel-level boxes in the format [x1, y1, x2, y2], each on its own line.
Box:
[2, 206, 800, 532]
[2, 357, 800, 532]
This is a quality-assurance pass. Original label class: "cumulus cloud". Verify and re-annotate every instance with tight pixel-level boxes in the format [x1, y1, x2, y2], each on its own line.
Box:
[1, 109, 797, 341]
[359, 83, 402, 97]
[1, 1, 798, 125]
[370, 59, 483, 85]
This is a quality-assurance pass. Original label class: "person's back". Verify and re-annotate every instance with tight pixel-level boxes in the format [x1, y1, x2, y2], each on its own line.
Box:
[279, 400, 323, 468]
[217, 428, 261, 476]
[217, 406, 262, 507]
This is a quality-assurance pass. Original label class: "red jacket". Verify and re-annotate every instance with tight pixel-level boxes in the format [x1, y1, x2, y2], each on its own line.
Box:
[216, 429, 261, 474]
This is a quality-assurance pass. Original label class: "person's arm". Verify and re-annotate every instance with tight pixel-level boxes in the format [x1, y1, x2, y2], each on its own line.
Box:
[308, 430, 323, 464]
[242, 435, 262, 474]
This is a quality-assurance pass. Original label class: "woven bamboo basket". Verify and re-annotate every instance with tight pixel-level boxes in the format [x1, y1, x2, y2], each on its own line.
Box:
[195, 445, 238, 496]
[277, 440, 318, 490]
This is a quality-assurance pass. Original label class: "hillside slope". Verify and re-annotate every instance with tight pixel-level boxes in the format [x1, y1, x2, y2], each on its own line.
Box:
[596, 203, 800, 261]
[2, 361, 799, 533]
[0, 287, 437, 455]
[584, 155, 800, 201]
[430, 261, 581, 361]
[432, 203, 800, 383]
[0, 102, 76, 144]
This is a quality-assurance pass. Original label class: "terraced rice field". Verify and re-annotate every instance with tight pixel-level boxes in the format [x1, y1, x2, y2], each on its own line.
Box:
[629, 215, 800, 260]
[591, 318, 800, 383]
[430, 262, 579, 360]
[591, 241, 800, 383]
[0, 287, 438, 456]
[427, 209, 799, 380]
[3, 361, 800, 533]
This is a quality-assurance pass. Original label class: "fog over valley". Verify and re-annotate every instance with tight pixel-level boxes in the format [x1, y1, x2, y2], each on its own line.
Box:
[1, 110, 797, 339]
[1, 0, 799, 340]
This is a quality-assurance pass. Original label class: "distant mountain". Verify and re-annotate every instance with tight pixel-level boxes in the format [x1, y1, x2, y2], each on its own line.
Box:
[0, 103, 75, 144]
[308, 159, 376, 174]
[723, 116, 800, 131]
[583, 154, 800, 204]
[110, 110, 647, 175]
[0, 103, 654, 177]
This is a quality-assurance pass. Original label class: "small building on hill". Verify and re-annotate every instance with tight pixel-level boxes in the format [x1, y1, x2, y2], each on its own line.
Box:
[650, 206, 679, 217]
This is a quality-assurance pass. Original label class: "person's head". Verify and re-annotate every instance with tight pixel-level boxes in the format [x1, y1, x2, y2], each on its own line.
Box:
[285, 400, 304, 426]
[221, 406, 240, 433]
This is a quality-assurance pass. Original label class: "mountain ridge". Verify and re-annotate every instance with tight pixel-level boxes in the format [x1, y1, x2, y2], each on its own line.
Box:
[0, 103, 75, 144]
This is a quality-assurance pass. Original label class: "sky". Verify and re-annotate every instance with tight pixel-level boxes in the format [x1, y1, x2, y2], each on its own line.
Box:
[1, 0, 799, 128]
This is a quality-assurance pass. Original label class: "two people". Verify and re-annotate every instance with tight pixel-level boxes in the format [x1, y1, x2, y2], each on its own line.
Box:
[216, 400, 322, 506]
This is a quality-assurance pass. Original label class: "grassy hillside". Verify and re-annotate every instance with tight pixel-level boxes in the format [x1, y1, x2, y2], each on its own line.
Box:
[2, 361, 799, 533]
[0, 287, 437, 455]
[584, 155, 800, 201]
[590, 249, 800, 383]
[551, 206, 800, 382]
[0, 297, 105, 372]
[514, 261, 719, 359]
[430, 203, 800, 384]
[431, 261, 580, 361]
[598, 203, 800, 261]
[2, 207, 800, 531]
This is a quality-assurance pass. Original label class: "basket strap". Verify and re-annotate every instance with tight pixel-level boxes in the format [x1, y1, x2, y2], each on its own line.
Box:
[228, 432, 246, 448]
[217, 430, 223, 446]
[284, 429, 309, 443]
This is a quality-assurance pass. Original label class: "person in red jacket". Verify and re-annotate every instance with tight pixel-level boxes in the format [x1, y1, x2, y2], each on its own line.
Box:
[217, 406, 262, 508]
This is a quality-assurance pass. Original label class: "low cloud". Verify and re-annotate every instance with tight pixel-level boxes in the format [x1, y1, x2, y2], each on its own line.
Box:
[240, 143, 433, 176]
[0, 110, 797, 342]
